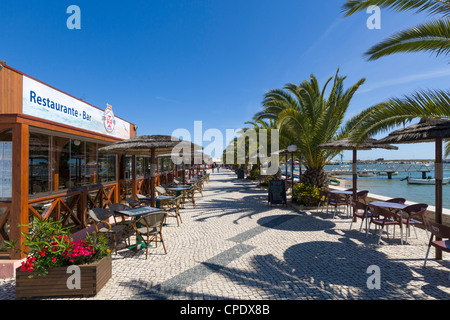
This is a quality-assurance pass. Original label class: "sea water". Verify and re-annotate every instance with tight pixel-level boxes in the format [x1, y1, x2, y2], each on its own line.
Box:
[282, 163, 450, 209]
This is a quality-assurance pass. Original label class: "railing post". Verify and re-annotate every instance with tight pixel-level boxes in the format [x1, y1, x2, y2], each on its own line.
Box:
[10, 123, 29, 259]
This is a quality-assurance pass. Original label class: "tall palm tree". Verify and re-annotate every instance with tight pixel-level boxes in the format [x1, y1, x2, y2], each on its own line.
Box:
[342, 0, 450, 153]
[255, 69, 366, 189]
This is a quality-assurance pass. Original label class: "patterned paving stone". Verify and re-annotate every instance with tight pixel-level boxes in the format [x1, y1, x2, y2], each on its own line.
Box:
[1, 169, 449, 301]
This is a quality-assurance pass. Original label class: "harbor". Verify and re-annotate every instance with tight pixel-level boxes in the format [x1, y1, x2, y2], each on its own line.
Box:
[281, 161, 450, 209]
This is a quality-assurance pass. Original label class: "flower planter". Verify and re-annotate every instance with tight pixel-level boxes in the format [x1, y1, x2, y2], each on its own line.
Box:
[15, 255, 111, 298]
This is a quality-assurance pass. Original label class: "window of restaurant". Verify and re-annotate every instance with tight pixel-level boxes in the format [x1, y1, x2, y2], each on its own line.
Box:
[0, 129, 12, 252]
[98, 146, 116, 184]
[136, 156, 151, 178]
[0, 129, 13, 201]
[28, 129, 118, 197]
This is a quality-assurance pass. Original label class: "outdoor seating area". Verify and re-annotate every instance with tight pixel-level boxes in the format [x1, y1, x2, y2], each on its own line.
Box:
[87, 173, 211, 260]
[316, 188, 445, 268]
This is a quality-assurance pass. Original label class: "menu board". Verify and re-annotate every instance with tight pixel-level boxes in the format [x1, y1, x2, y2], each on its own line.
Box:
[268, 179, 286, 205]
[0, 142, 12, 200]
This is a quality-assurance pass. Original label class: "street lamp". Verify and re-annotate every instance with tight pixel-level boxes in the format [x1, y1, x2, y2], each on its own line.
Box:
[287, 144, 297, 190]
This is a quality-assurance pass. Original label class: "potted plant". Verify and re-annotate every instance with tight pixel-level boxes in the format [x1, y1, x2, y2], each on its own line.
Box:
[6, 217, 112, 298]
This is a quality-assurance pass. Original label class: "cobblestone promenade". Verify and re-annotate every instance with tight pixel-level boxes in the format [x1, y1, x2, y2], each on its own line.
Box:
[1, 169, 449, 301]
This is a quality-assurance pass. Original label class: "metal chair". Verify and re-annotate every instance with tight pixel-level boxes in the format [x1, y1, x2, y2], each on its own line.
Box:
[133, 212, 167, 259]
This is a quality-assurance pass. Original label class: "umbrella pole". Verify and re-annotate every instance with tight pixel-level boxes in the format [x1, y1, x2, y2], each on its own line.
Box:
[435, 138, 443, 260]
[352, 149, 357, 222]
[132, 155, 137, 199]
[150, 147, 156, 207]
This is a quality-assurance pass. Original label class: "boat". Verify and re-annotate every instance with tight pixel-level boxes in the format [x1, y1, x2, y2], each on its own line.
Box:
[329, 165, 352, 175]
[358, 171, 378, 177]
[329, 179, 340, 186]
[406, 177, 450, 185]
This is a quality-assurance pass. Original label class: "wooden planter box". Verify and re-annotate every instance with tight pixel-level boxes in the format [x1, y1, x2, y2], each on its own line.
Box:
[15, 255, 112, 298]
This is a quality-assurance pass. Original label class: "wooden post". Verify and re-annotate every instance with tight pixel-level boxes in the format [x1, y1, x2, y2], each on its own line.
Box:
[10, 123, 29, 259]
[352, 149, 357, 202]
[131, 155, 136, 199]
[435, 138, 443, 260]
[150, 148, 156, 207]
[352, 149, 358, 222]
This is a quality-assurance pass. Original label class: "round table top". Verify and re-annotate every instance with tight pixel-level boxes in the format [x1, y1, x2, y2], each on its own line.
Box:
[329, 190, 354, 195]
[369, 201, 406, 210]
[155, 196, 175, 201]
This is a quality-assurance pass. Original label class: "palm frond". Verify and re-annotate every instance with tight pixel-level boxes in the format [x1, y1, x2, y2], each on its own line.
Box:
[350, 88, 450, 143]
[364, 17, 450, 60]
[342, 0, 450, 17]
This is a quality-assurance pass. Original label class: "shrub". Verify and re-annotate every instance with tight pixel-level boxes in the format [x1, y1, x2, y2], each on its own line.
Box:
[292, 183, 320, 206]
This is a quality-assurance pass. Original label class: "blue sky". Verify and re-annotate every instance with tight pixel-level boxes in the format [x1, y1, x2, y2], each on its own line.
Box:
[1, 1, 449, 160]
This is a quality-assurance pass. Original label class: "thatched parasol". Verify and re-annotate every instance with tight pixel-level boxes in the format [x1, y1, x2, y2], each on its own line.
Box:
[376, 119, 450, 145]
[376, 119, 450, 259]
[319, 137, 398, 204]
[98, 135, 202, 206]
[376, 119, 450, 207]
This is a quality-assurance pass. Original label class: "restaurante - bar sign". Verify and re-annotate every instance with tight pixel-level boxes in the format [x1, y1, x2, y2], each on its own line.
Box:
[22, 75, 131, 140]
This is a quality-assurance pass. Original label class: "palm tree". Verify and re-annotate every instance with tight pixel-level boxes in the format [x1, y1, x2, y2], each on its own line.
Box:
[255, 69, 366, 189]
[342, 0, 450, 153]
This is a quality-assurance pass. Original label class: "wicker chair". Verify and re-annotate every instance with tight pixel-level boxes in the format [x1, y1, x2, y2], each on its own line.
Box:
[424, 221, 450, 268]
[183, 186, 197, 208]
[326, 193, 350, 219]
[368, 204, 403, 245]
[133, 212, 167, 259]
[161, 195, 183, 226]
[108, 203, 133, 246]
[350, 200, 370, 234]
[402, 203, 429, 242]
[126, 197, 141, 208]
[156, 186, 170, 196]
[89, 208, 127, 254]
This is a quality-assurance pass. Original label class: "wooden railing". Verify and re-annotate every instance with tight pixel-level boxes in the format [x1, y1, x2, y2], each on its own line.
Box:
[0, 169, 185, 259]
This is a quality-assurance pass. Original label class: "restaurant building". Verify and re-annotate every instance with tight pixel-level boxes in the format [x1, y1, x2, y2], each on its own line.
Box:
[0, 62, 182, 276]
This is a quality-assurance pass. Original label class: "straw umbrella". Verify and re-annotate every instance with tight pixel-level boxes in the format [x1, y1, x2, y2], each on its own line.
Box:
[375, 118, 450, 260]
[158, 150, 211, 183]
[319, 138, 398, 205]
[98, 135, 202, 207]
